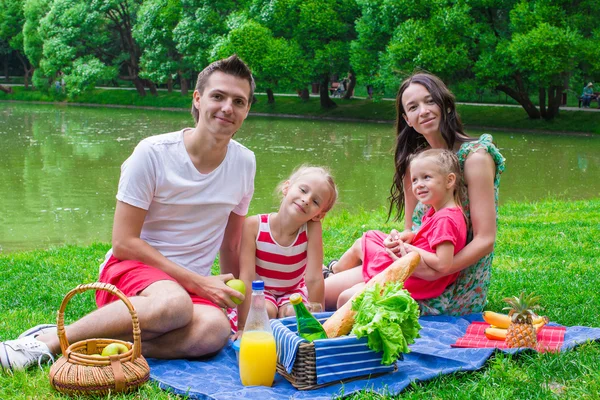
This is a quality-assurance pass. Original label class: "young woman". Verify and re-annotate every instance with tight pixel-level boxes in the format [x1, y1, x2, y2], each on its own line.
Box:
[325, 73, 505, 315]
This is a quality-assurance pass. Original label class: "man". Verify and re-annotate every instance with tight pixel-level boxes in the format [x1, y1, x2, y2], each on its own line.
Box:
[1, 55, 256, 371]
[581, 82, 594, 108]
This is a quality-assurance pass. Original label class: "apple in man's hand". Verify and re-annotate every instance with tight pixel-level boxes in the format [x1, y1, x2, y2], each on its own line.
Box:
[226, 279, 246, 305]
[101, 343, 129, 357]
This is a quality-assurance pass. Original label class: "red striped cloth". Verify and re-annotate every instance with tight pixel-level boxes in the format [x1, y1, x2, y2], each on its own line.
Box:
[452, 321, 566, 353]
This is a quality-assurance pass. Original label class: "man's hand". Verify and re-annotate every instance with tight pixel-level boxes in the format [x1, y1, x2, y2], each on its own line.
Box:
[184, 273, 243, 309]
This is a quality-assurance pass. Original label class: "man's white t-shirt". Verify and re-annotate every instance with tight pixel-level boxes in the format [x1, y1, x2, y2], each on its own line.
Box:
[101, 129, 256, 277]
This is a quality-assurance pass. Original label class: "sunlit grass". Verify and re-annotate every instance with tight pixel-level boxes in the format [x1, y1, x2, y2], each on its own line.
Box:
[1, 198, 599, 398]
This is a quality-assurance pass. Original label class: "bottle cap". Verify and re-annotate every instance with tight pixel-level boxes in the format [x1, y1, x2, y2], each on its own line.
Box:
[251, 280, 264, 290]
[289, 293, 302, 305]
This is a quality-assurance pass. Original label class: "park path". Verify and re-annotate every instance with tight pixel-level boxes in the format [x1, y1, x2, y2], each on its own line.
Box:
[3, 83, 599, 112]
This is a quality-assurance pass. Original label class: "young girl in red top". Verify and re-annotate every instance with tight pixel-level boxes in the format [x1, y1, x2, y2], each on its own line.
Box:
[325, 149, 467, 309]
[236, 165, 338, 337]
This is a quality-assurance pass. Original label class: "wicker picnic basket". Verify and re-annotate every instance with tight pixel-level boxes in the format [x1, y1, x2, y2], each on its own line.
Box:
[276, 340, 397, 390]
[49, 282, 150, 395]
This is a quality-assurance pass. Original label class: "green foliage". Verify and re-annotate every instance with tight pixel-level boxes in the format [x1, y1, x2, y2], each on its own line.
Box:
[134, 0, 186, 85]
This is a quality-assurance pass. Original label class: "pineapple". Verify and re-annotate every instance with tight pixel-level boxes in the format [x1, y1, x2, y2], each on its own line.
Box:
[502, 292, 541, 348]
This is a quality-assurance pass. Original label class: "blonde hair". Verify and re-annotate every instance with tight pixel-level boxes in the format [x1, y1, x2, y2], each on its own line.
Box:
[276, 165, 338, 213]
[409, 149, 466, 210]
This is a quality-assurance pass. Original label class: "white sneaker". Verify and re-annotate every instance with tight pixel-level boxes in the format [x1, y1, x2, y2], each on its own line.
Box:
[0, 337, 54, 371]
[18, 324, 57, 339]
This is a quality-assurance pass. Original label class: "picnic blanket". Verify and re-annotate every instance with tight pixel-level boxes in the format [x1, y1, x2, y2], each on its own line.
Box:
[148, 314, 600, 400]
[452, 321, 566, 352]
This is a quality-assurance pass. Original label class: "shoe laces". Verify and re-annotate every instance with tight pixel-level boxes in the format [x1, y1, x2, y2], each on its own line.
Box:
[14, 339, 55, 370]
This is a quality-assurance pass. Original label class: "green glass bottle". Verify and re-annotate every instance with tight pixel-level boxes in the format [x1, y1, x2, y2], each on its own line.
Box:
[289, 293, 328, 341]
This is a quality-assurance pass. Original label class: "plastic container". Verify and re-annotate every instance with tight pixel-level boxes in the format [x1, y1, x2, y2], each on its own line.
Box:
[232, 339, 241, 363]
[238, 281, 277, 387]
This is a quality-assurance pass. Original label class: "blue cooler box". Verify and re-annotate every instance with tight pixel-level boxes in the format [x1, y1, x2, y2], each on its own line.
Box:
[271, 312, 398, 390]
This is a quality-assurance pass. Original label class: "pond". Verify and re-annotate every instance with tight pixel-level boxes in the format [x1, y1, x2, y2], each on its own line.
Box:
[1, 103, 599, 253]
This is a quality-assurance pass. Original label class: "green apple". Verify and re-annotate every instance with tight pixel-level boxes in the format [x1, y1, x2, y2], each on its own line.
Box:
[101, 343, 129, 357]
[226, 279, 246, 305]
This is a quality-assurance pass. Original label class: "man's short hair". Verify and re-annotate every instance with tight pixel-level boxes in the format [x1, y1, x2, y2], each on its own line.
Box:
[191, 55, 255, 124]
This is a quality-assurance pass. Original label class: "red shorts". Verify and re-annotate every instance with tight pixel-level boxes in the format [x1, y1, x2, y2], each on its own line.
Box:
[97, 255, 238, 331]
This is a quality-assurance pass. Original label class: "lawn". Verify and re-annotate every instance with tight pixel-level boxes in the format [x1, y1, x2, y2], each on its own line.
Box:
[1, 199, 599, 399]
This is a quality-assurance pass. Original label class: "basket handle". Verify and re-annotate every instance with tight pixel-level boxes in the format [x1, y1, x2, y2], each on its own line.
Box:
[56, 282, 142, 361]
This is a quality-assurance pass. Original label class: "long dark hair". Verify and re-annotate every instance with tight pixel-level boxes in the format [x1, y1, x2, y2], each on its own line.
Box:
[388, 72, 472, 221]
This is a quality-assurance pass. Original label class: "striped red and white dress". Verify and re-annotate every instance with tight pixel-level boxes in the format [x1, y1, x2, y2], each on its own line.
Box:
[255, 214, 309, 307]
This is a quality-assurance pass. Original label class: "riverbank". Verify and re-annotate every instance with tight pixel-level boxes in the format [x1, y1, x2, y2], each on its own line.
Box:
[1, 86, 598, 135]
[1, 198, 598, 398]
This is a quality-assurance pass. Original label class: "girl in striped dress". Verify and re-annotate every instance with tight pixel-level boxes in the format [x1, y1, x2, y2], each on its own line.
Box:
[236, 166, 338, 336]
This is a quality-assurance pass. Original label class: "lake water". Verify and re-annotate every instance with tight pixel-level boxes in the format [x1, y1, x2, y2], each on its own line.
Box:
[1, 102, 599, 252]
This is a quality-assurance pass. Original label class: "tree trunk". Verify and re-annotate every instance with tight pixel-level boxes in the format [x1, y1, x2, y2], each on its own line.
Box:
[343, 71, 356, 100]
[3, 57, 9, 81]
[179, 71, 189, 96]
[538, 87, 547, 117]
[0, 84, 13, 94]
[300, 88, 309, 102]
[266, 88, 275, 104]
[15, 52, 32, 89]
[319, 75, 337, 109]
[132, 77, 146, 97]
[167, 77, 173, 93]
[541, 85, 563, 121]
[496, 76, 540, 119]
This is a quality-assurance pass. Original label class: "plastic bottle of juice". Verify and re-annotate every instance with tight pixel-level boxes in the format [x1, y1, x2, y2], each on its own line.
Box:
[289, 293, 328, 341]
[239, 280, 277, 386]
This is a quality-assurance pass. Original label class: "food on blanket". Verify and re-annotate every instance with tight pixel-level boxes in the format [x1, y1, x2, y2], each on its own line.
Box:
[503, 292, 541, 348]
[483, 310, 547, 329]
[322, 252, 420, 338]
[226, 279, 246, 305]
[351, 281, 422, 365]
[485, 317, 548, 341]
[101, 343, 129, 356]
[484, 327, 508, 340]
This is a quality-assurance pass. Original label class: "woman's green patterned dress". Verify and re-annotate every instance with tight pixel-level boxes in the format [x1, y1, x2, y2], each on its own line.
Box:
[412, 134, 505, 315]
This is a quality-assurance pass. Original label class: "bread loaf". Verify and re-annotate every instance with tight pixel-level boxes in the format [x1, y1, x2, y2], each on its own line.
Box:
[322, 252, 420, 338]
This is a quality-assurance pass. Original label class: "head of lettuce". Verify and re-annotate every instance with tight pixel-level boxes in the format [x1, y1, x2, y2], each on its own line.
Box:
[351, 281, 422, 365]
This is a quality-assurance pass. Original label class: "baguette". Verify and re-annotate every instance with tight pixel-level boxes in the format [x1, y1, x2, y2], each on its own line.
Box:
[322, 252, 420, 338]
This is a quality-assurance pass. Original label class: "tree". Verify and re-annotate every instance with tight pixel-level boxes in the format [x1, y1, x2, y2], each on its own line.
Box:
[251, 0, 358, 109]
[471, 0, 597, 120]
[134, 0, 192, 94]
[0, 0, 34, 87]
[22, 0, 51, 89]
[212, 18, 307, 104]
[33, 0, 153, 97]
[173, 0, 242, 82]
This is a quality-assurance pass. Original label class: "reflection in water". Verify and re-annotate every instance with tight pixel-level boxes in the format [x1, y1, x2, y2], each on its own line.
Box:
[1, 103, 599, 252]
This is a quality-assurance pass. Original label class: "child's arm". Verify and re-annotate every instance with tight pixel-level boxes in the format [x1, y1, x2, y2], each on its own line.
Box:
[304, 220, 324, 308]
[406, 242, 455, 280]
[234, 216, 259, 338]
[386, 241, 455, 281]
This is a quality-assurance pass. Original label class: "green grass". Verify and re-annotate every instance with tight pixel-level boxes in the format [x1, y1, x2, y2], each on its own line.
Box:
[1, 86, 598, 135]
[1, 198, 599, 399]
